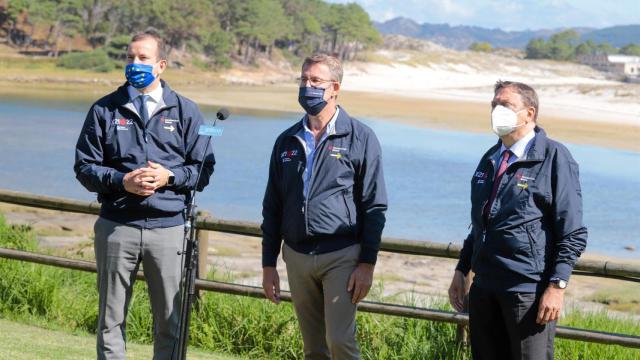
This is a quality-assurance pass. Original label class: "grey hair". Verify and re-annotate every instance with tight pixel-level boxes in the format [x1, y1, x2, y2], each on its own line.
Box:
[494, 80, 539, 121]
[302, 53, 343, 84]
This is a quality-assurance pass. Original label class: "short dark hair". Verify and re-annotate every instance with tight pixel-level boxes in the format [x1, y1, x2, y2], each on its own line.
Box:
[302, 53, 343, 84]
[494, 80, 539, 121]
[130, 30, 168, 61]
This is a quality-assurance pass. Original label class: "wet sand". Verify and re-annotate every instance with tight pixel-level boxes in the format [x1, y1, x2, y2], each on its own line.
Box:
[2, 80, 639, 152]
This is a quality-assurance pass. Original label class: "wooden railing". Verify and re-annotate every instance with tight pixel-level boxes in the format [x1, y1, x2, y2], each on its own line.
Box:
[0, 189, 639, 349]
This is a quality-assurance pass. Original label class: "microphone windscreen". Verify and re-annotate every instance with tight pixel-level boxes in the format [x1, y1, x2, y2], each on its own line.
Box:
[216, 108, 230, 121]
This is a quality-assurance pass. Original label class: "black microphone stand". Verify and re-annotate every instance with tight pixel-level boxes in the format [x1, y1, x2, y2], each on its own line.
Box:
[175, 109, 227, 360]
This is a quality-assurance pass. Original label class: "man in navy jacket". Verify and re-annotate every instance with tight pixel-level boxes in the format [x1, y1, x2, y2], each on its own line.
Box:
[449, 81, 587, 360]
[74, 31, 214, 360]
[261, 53, 387, 359]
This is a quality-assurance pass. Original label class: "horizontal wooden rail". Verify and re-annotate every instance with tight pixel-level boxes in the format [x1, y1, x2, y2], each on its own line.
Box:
[0, 247, 638, 348]
[1, 189, 639, 281]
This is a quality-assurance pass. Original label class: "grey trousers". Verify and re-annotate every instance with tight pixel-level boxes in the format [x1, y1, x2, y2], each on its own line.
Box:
[283, 243, 361, 360]
[94, 217, 184, 360]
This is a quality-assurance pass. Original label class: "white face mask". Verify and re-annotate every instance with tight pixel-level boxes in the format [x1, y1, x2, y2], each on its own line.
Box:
[491, 105, 525, 136]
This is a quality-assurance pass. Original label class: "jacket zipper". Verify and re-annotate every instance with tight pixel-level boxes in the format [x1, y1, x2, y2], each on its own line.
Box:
[482, 158, 496, 229]
[294, 133, 334, 236]
[293, 135, 310, 233]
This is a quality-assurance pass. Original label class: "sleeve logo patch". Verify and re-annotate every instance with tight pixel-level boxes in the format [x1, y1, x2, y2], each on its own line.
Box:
[281, 150, 299, 162]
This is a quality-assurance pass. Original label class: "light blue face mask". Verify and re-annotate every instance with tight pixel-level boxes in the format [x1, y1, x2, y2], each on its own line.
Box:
[125, 63, 156, 89]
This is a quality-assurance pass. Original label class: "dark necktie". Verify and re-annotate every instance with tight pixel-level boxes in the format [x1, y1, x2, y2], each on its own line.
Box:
[483, 150, 512, 222]
[138, 94, 149, 124]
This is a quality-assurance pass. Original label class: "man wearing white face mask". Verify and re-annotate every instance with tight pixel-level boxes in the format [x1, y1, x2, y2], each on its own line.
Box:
[448, 81, 587, 360]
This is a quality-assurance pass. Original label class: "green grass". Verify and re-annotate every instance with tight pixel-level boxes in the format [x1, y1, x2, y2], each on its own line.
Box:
[588, 286, 640, 314]
[0, 318, 239, 360]
[0, 213, 638, 359]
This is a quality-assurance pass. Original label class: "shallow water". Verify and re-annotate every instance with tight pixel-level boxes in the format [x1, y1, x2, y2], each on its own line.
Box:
[0, 97, 638, 258]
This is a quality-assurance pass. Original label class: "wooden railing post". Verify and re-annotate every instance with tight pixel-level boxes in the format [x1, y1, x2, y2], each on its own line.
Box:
[455, 271, 474, 348]
[196, 211, 210, 283]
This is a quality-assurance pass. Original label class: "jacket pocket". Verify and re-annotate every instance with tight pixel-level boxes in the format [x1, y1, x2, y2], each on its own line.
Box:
[281, 198, 306, 242]
[342, 189, 356, 227]
[526, 226, 543, 273]
[307, 189, 355, 236]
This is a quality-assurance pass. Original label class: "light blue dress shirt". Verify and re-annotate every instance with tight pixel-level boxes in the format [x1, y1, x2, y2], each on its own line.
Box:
[494, 129, 536, 173]
[297, 107, 340, 198]
[127, 84, 163, 119]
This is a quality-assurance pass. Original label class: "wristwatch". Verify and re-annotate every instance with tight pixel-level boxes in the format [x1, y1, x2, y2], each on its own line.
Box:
[167, 171, 175, 186]
[549, 278, 568, 289]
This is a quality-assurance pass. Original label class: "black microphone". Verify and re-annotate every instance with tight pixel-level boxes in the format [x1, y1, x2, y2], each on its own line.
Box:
[216, 108, 230, 121]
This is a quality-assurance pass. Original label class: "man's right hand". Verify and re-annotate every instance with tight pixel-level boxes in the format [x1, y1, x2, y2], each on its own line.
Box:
[123, 168, 156, 196]
[448, 270, 466, 312]
[262, 266, 280, 304]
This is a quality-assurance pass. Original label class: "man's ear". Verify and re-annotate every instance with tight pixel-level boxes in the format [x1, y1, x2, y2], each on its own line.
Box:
[527, 106, 536, 122]
[156, 59, 168, 75]
[331, 81, 341, 99]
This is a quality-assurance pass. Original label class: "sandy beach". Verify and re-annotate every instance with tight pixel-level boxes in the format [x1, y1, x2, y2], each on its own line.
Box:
[1, 44, 639, 151]
[213, 47, 640, 150]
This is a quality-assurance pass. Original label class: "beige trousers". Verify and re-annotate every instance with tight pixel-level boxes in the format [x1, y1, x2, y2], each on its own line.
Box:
[283, 243, 361, 360]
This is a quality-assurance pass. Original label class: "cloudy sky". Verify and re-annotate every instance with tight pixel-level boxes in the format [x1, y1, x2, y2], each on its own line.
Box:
[326, 0, 640, 30]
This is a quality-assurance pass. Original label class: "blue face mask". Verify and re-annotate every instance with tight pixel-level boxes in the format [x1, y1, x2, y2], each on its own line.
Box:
[298, 86, 328, 116]
[125, 63, 156, 89]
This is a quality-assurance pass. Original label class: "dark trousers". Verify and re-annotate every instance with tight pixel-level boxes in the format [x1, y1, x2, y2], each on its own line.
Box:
[468, 284, 556, 360]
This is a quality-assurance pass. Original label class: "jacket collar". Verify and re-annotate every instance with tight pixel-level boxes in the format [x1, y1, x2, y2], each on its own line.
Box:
[485, 126, 548, 165]
[285, 105, 353, 138]
[116, 79, 179, 117]
[524, 126, 547, 161]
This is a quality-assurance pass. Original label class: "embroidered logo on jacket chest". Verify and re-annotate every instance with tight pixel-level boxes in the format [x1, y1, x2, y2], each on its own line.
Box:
[474, 171, 488, 184]
[328, 145, 347, 159]
[515, 172, 535, 189]
[160, 116, 179, 132]
[113, 118, 134, 131]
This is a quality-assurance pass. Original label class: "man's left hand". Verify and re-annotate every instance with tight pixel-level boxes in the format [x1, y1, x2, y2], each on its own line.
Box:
[138, 161, 172, 190]
[536, 285, 565, 325]
[347, 263, 374, 304]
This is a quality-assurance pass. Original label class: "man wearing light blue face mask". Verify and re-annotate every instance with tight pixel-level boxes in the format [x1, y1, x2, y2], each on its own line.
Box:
[261, 53, 387, 360]
[448, 81, 587, 360]
[74, 30, 214, 360]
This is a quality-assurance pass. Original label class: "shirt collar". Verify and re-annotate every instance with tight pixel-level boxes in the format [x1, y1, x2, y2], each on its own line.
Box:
[303, 107, 340, 136]
[127, 83, 163, 103]
[500, 129, 536, 160]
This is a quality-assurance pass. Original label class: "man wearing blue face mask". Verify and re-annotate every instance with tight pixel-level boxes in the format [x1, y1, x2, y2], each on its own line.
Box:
[74, 30, 214, 360]
[261, 53, 387, 359]
[448, 81, 588, 360]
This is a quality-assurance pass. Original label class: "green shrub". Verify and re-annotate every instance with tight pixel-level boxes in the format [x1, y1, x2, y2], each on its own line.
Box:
[56, 50, 117, 72]
[469, 42, 492, 52]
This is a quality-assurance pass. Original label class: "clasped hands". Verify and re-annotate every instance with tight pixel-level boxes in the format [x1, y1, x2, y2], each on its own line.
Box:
[123, 161, 172, 196]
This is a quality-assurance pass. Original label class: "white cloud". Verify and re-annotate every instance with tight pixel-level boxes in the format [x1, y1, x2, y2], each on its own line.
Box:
[434, 0, 474, 18]
[380, 8, 398, 22]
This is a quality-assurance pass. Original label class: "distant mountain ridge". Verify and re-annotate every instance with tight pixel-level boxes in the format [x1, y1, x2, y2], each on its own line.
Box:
[374, 18, 639, 50]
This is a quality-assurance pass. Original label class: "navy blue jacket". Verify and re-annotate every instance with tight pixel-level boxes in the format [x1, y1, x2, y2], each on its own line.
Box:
[456, 127, 587, 292]
[261, 108, 388, 267]
[74, 81, 215, 228]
